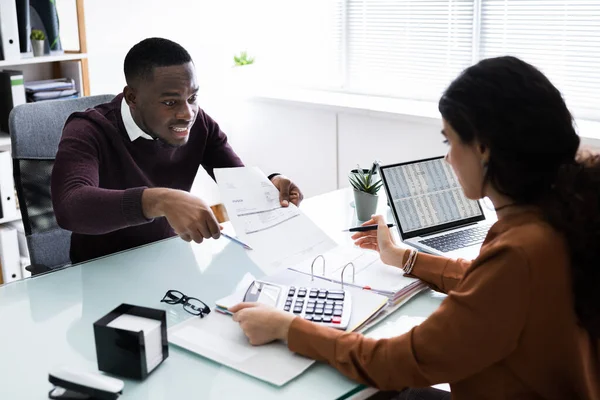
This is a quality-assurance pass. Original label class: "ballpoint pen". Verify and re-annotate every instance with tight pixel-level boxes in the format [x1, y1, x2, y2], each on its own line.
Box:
[220, 232, 254, 250]
[342, 223, 395, 233]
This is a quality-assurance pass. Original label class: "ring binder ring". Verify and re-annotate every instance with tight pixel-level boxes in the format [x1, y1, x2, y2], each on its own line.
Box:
[310, 254, 325, 281]
[340, 262, 355, 289]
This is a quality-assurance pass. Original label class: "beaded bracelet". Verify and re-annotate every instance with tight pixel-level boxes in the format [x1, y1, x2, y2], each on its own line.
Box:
[402, 249, 418, 275]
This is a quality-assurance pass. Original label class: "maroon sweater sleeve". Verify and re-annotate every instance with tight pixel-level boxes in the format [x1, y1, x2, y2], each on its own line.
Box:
[199, 112, 244, 180]
[51, 118, 152, 235]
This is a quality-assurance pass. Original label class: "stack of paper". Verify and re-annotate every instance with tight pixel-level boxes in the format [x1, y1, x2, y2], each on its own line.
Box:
[24, 78, 78, 102]
[107, 314, 163, 373]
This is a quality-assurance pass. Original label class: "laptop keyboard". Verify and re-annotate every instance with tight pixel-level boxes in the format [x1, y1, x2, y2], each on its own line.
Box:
[420, 225, 489, 253]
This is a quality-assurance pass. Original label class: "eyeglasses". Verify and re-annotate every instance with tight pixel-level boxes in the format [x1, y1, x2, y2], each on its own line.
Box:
[160, 290, 211, 317]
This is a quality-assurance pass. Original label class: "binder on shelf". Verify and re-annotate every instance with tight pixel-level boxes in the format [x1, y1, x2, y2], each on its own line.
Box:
[0, 225, 22, 284]
[0, 151, 18, 221]
[30, 0, 62, 54]
[0, 70, 26, 133]
[0, 0, 21, 61]
[16, 0, 31, 54]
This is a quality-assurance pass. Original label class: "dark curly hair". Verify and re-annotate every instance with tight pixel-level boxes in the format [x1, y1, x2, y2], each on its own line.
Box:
[124, 38, 192, 86]
[439, 56, 600, 337]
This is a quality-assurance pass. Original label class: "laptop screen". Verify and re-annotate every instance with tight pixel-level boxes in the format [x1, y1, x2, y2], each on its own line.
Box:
[379, 156, 485, 240]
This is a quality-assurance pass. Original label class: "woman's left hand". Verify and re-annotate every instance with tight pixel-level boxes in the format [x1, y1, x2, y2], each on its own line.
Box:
[229, 302, 297, 345]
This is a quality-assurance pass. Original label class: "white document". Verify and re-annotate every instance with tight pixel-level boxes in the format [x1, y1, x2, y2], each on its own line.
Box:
[215, 167, 337, 274]
[168, 311, 315, 386]
[0, 0, 20, 61]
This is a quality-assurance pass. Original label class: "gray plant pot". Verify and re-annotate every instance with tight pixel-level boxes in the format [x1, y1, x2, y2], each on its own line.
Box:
[32, 40, 44, 57]
[353, 190, 379, 221]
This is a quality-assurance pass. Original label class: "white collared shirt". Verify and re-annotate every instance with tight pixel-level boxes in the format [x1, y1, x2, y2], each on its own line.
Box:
[121, 98, 154, 141]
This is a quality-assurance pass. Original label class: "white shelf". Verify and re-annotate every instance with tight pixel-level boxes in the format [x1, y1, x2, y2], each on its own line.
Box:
[0, 53, 87, 68]
[0, 214, 21, 225]
[0, 133, 10, 150]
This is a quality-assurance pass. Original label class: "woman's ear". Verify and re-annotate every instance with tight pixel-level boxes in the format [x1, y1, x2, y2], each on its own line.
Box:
[479, 142, 490, 164]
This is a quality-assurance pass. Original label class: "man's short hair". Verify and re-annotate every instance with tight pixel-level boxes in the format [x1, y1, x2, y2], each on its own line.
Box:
[124, 38, 192, 85]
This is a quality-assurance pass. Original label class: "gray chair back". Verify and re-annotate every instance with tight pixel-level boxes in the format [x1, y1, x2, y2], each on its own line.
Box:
[8, 95, 114, 271]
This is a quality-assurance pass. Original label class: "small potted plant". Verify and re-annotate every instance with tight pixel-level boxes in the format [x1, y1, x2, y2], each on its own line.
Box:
[349, 162, 383, 221]
[233, 51, 255, 67]
[30, 29, 45, 57]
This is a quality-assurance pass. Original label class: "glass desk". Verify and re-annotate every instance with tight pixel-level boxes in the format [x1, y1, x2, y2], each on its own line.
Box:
[0, 189, 443, 399]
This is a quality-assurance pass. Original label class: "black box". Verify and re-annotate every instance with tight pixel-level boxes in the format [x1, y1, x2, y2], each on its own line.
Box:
[93, 304, 168, 380]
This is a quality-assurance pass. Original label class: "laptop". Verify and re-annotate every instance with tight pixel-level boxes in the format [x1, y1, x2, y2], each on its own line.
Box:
[378, 156, 491, 260]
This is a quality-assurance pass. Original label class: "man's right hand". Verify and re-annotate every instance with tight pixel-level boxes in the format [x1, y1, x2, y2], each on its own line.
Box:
[142, 188, 221, 243]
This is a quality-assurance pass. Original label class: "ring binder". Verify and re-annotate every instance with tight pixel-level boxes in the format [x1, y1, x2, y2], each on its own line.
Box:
[340, 262, 356, 289]
[310, 254, 325, 281]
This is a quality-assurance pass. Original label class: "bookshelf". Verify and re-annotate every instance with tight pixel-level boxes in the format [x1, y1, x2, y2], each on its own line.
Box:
[0, 0, 90, 283]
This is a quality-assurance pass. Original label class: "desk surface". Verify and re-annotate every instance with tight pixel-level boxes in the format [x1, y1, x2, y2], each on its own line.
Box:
[0, 189, 444, 400]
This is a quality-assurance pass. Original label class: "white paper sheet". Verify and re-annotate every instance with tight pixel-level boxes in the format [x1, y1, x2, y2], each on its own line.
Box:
[168, 312, 315, 386]
[215, 167, 337, 274]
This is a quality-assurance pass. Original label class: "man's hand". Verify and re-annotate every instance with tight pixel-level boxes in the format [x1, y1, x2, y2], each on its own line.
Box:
[142, 188, 221, 244]
[229, 302, 296, 345]
[270, 175, 304, 207]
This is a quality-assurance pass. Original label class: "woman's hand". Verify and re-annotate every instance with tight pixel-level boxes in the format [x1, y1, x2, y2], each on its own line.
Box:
[351, 214, 407, 267]
[229, 302, 297, 345]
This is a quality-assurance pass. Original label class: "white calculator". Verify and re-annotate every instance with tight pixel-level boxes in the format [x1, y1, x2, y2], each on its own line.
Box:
[244, 281, 352, 330]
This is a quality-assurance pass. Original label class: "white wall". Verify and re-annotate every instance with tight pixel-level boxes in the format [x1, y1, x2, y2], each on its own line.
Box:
[79, 0, 598, 203]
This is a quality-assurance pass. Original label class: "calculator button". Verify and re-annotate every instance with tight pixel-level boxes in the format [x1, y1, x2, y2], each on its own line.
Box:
[316, 300, 325, 305]
[329, 290, 344, 295]
[285, 300, 292, 306]
[322, 316, 332, 323]
[297, 291, 306, 298]
[332, 317, 342, 324]
[314, 308, 324, 315]
[312, 315, 323, 323]
[318, 291, 328, 299]
[305, 307, 315, 314]
[324, 309, 333, 315]
[333, 310, 342, 316]
[288, 288, 296, 296]
[327, 293, 344, 301]
[293, 307, 303, 314]
[309, 291, 318, 298]
[324, 304, 334, 309]
[304, 315, 313, 321]
[284, 305, 290, 312]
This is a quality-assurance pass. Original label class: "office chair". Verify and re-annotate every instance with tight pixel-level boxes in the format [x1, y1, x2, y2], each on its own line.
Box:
[8, 95, 114, 274]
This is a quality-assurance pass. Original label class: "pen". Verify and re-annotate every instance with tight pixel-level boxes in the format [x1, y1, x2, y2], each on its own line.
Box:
[342, 223, 395, 232]
[220, 232, 254, 250]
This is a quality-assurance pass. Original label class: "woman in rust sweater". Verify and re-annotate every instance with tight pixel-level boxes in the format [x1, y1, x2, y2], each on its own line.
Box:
[229, 56, 600, 400]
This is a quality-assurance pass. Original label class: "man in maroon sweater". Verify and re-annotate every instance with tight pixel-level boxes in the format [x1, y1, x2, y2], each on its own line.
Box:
[51, 38, 303, 264]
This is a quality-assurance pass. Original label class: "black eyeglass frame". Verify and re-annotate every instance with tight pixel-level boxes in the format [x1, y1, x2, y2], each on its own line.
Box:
[160, 289, 211, 318]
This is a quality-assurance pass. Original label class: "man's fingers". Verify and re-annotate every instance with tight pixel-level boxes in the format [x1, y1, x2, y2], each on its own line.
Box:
[197, 221, 212, 239]
[278, 179, 291, 207]
[289, 186, 303, 206]
[190, 230, 205, 244]
[180, 233, 192, 242]
[206, 216, 221, 239]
